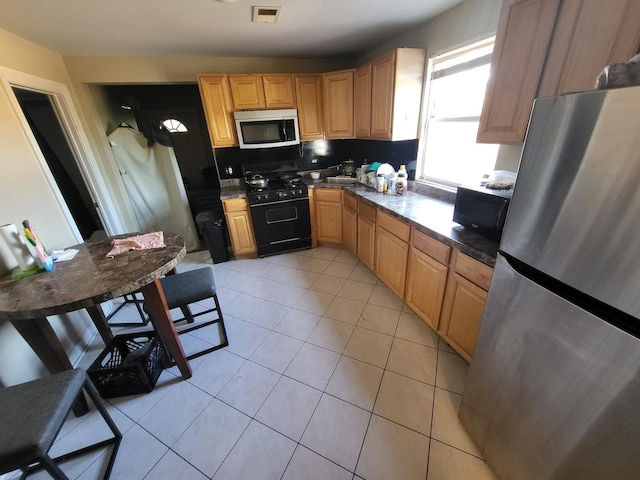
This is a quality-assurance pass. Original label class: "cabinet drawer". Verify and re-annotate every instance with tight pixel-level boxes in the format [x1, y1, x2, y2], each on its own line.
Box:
[377, 210, 410, 242]
[454, 251, 493, 291]
[314, 188, 342, 203]
[412, 228, 450, 266]
[358, 200, 377, 222]
[343, 191, 358, 210]
[223, 198, 249, 213]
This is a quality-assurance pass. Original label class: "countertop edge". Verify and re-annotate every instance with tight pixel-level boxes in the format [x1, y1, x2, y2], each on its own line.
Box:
[220, 181, 498, 267]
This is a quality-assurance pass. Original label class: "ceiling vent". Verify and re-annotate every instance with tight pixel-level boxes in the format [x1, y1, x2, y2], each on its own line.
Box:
[252, 6, 281, 23]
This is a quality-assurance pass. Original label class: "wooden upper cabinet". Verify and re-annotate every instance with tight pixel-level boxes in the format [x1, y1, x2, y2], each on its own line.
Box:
[294, 75, 325, 140]
[262, 74, 296, 109]
[370, 48, 425, 141]
[370, 52, 396, 139]
[228, 74, 266, 110]
[477, 0, 561, 145]
[354, 64, 372, 138]
[198, 74, 237, 148]
[537, 0, 640, 97]
[478, 0, 640, 144]
[323, 69, 355, 139]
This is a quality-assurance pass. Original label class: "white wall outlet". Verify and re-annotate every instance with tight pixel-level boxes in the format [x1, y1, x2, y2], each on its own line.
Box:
[311, 158, 318, 164]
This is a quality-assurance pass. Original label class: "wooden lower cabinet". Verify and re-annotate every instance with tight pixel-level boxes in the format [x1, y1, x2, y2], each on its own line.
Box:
[357, 216, 375, 270]
[317, 201, 343, 243]
[439, 250, 493, 362]
[374, 216, 409, 298]
[405, 247, 448, 330]
[357, 199, 376, 270]
[314, 189, 343, 244]
[222, 199, 257, 257]
[342, 203, 357, 255]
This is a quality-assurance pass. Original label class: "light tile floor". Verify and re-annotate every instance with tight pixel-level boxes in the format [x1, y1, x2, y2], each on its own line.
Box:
[10, 247, 498, 480]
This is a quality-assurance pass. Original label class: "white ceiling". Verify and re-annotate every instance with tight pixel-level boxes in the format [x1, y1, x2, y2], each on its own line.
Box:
[0, 0, 463, 58]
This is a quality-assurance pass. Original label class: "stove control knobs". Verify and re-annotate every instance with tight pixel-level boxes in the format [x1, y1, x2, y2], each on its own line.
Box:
[297, 189, 304, 196]
[277, 191, 288, 199]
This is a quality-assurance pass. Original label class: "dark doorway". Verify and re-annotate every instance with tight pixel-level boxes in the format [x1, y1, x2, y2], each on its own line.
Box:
[12, 88, 103, 240]
[103, 84, 221, 217]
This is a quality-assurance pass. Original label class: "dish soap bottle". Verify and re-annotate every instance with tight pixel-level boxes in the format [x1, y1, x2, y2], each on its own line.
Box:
[396, 165, 407, 195]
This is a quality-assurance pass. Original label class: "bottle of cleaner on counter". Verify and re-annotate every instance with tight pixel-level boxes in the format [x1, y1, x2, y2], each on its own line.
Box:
[396, 165, 407, 195]
[386, 173, 397, 195]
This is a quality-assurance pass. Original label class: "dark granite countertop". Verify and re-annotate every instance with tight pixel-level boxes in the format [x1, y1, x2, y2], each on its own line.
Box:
[220, 178, 498, 267]
[336, 184, 498, 267]
[220, 184, 247, 200]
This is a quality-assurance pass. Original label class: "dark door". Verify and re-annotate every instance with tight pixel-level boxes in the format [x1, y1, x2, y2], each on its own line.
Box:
[12, 88, 103, 240]
[135, 109, 218, 191]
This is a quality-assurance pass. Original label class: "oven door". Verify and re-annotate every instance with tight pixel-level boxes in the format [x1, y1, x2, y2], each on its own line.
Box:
[250, 198, 311, 256]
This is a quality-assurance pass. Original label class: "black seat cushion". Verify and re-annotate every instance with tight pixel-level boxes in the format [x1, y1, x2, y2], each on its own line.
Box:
[156, 268, 217, 309]
[0, 369, 86, 472]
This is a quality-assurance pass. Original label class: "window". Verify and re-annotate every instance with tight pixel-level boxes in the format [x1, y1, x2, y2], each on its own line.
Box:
[161, 118, 188, 133]
[418, 37, 499, 189]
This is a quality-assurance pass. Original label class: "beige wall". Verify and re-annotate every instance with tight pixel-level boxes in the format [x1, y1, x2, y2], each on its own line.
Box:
[358, 0, 523, 173]
[0, 0, 518, 385]
[63, 55, 352, 84]
[359, 0, 502, 63]
[62, 54, 353, 239]
[0, 30, 79, 254]
[0, 29, 98, 385]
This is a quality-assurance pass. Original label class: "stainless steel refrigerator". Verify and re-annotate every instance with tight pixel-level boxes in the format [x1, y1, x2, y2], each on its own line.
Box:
[459, 85, 640, 480]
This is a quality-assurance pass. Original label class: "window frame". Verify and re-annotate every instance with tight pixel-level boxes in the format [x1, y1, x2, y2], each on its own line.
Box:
[416, 35, 497, 191]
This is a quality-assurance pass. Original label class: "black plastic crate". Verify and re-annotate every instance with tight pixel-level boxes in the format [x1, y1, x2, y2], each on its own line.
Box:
[88, 332, 168, 398]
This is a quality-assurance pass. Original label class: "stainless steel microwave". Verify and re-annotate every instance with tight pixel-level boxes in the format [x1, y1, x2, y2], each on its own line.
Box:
[453, 185, 513, 240]
[233, 109, 300, 149]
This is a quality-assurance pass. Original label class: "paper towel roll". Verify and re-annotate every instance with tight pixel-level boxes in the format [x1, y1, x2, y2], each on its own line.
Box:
[0, 224, 36, 271]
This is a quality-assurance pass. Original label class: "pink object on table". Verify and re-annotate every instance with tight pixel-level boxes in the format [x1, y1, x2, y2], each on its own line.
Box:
[106, 232, 165, 258]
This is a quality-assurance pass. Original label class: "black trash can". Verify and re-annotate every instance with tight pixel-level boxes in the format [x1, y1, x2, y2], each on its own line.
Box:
[195, 209, 230, 264]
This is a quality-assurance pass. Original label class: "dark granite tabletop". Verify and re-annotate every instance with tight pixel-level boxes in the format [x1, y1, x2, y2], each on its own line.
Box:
[0, 232, 186, 321]
[220, 179, 499, 267]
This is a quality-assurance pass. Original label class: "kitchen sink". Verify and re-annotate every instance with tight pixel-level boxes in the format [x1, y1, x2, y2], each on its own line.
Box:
[325, 176, 357, 184]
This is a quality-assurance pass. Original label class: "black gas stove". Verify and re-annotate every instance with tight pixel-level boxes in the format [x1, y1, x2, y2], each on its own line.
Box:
[242, 161, 312, 257]
[246, 176, 309, 204]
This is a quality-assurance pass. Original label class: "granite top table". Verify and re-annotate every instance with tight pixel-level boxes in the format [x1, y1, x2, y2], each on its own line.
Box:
[0, 232, 191, 412]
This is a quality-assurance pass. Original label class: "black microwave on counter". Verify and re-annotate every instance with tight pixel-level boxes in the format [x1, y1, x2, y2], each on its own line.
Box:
[453, 185, 513, 240]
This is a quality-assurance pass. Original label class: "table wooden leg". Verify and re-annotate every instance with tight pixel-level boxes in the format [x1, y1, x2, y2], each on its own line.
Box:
[86, 305, 113, 345]
[10, 318, 89, 416]
[141, 279, 192, 379]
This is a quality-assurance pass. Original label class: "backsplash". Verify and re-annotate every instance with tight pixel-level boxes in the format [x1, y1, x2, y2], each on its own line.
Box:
[214, 138, 418, 179]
